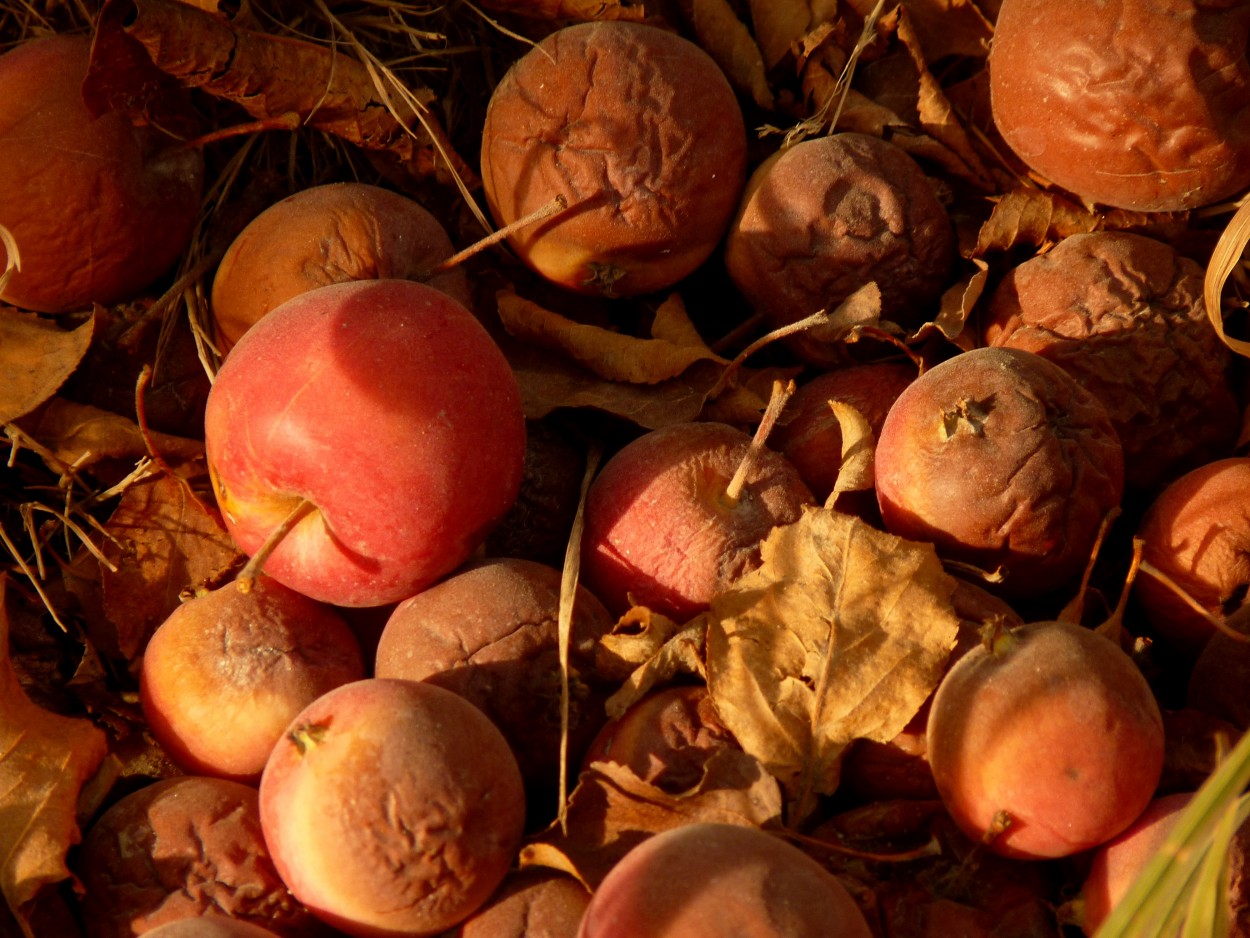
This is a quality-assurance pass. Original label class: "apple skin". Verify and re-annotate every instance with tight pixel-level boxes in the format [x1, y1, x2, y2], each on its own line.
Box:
[580, 421, 815, 620]
[204, 278, 526, 607]
[259, 678, 527, 938]
[576, 822, 874, 938]
[139, 575, 365, 782]
[0, 34, 203, 313]
[926, 621, 1164, 860]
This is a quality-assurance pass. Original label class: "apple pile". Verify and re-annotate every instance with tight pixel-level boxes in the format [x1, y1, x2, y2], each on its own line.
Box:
[6, 2, 1250, 937]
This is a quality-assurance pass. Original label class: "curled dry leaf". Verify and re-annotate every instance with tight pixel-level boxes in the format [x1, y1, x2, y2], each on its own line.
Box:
[0, 309, 94, 425]
[705, 507, 961, 824]
[497, 289, 728, 385]
[0, 577, 108, 936]
[1205, 195, 1250, 360]
[89, 0, 474, 188]
[824, 400, 874, 510]
[520, 754, 783, 890]
[973, 189, 1190, 258]
[747, 0, 841, 72]
[95, 474, 242, 659]
[604, 617, 709, 719]
[681, 0, 774, 109]
[15, 398, 204, 478]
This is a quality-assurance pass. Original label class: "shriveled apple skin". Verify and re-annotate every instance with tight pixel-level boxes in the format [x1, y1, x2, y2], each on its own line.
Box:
[204, 278, 525, 607]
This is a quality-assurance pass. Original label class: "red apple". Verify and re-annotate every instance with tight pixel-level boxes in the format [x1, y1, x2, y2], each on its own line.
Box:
[580, 421, 815, 620]
[204, 278, 526, 607]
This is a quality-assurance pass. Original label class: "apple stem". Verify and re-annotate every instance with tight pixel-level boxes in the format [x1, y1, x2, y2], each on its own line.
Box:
[418, 194, 568, 280]
[723, 378, 796, 506]
[235, 496, 317, 593]
[706, 310, 830, 401]
[171, 112, 303, 154]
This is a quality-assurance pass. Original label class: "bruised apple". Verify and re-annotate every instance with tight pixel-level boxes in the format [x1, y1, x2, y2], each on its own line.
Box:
[140, 575, 364, 781]
[1135, 456, 1250, 655]
[926, 621, 1164, 859]
[374, 558, 616, 806]
[210, 182, 472, 354]
[259, 678, 527, 937]
[480, 21, 746, 297]
[204, 279, 525, 607]
[0, 34, 203, 312]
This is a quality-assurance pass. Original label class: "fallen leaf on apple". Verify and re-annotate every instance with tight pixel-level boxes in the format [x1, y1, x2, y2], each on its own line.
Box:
[520, 753, 782, 889]
[705, 507, 961, 824]
[824, 400, 875, 509]
[603, 617, 709, 719]
[0, 576, 108, 936]
[97, 474, 242, 659]
[0, 309, 94, 425]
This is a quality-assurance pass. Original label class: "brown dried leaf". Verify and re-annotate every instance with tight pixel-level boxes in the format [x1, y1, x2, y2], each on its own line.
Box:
[520, 755, 783, 889]
[15, 399, 204, 476]
[603, 617, 709, 719]
[473, 0, 648, 20]
[0, 310, 94, 425]
[684, 0, 773, 109]
[895, 0, 992, 62]
[89, 0, 474, 187]
[925, 258, 989, 350]
[824, 401, 874, 509]
[0, 578, 108, 936]
[1205, 196, 1250, 360]
[98, 474, 242, 659]
[894, 8, 994, 190]
[705, 507, 961, 823]
[497, 290, 727, 385]
[505, 338, 725, 430]
[973, 189, 1189, 257]
[748, 0, 841, 70]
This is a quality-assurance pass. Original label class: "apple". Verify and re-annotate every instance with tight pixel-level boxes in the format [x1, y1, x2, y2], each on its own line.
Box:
[0, 33, 203, 313]
[203, 278, 526, 607]
[580, 421, 815, 620]
[140, 575, 365, 782]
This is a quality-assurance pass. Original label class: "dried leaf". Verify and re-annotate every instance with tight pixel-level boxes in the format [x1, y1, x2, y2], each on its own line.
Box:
[825, 401, 874, 508]
[15, 398, 204, 476]
[893, 7, 994, 190]
[705, 507, 961, 823]
[895, 0, 992, 63]
[0, 577, 108, 936]
[748, 0, 841, 70]
[973, 188, 1186, 257]
[520, 755, 782, 888]
[497, 290, 727, 385]
[595, 606, 688, 681]
[88, 0, 474, 188]
[604, 617, 709, 719]
[925, 258, 989, 349]
[0, 311, 94, 425]
[1205, 195, 1250, 360]
[98, 474, 242, 659]
[684, 0, 774, 109]
[505, 339, 725, 430]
